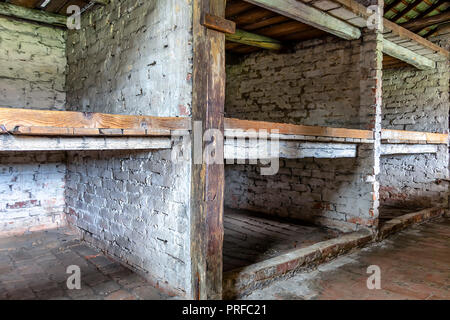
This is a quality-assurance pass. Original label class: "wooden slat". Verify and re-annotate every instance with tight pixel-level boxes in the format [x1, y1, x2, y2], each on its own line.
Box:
[393, 0, 422, 23]
[224, 140, 357, 159]
[202, 14, 236, 34]
[3, 125, 171, 137]
[0, 135, 171, 151]
[400, 11, 450, 32]
[224, 118, 374, 139]
[226, 29, 282, 50]
[0, 108, 190, 132]
[243, 0, 361, 40]
[0, 2, 67, 26]
[381, 144, 438, 155]
[332, 0, 449, 58]
[381, 129, 448, 144]
[384, 18, 449, 58]
[383, 38, 436, 70]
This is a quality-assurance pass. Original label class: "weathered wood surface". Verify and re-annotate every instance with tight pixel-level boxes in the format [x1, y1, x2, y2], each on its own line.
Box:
[383, 18, 449, 59]
[383, 38, 436, 70]
[330, 0, 449, 59]
[400, 10, 450, 32]
[225, 118, 374, 140]
[244, 0, 361, 40]
[224, 140, 357, 159]
[381, 129, 448, 144]
[243, 0, 361, 40]
[226, 29, 282, 50]
[0, 135, 171, 151]
[202, 14, 236, 34]
[0, 108, 190, 133]
[0, 2, 67, 27]
[191, 0, 226, 300]
[380, 144, 438, 156]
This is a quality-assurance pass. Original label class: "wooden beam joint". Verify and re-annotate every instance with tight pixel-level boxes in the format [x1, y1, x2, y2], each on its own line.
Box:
[202, 14, 236, 34]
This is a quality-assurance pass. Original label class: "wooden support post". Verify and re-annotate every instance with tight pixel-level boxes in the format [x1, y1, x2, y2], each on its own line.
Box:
[243, 0, 361, 40]
[383, 38, 436, 70]
[0, 2, 67, 27]
[191, 0, 226, 300]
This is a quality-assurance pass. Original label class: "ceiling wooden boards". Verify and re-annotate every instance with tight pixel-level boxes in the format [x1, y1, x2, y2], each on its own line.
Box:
[225, 0, 412, 69]
[0, 0, 93, 16]
[225, 0, 329, 54]
[384, 0, 449, 37]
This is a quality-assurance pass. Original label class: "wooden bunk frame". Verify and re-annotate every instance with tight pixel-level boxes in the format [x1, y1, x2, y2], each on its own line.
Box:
[1, 0, 448, 301]
[0, 107, 447, 150]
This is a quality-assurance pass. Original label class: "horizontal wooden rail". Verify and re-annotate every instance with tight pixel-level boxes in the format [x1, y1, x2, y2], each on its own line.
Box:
[224, 118, 374, 140]
[1, 108, 447, 146]
[1, 135, 171, 152]
[0, 108, 190, 135]
[381, 129, 448, 144]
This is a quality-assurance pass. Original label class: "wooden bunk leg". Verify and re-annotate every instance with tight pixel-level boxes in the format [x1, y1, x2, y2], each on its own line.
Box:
[190, 0, 226, 300]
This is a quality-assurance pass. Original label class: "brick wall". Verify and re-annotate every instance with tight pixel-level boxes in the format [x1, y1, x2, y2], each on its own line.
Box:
[0, 17, 67, 236]
[65, 0, 193, 297]
[66, 0, 192, 117]
[0, 152, 66, 237]
[379, 33, 449, 209]
[225, 31, 382, 232]
[0, 17, 66, 110]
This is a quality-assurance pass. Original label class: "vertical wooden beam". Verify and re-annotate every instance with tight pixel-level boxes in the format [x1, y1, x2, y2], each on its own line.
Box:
[191, 0, 226, 300]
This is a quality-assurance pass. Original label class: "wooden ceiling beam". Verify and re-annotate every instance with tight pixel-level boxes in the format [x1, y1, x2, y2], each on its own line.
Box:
[226, 28, 282, 50]
[393, 0, 422, 22]
[400, 10, 450, 32]
[243, 0, 361, 40]
[412, 0, 444, 20]
[384, 0, 405, 15]
[331, 0, 449, 58]
[383, 38, 436, 69]
[383, 18, 449, 58]
[0, 2, 67, 26]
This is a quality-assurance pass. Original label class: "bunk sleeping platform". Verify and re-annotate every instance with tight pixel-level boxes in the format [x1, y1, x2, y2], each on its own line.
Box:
[0, 108, 448, 157]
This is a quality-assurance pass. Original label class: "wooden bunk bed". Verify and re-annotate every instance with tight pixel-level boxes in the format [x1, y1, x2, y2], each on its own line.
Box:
[0, 108, 447, 156]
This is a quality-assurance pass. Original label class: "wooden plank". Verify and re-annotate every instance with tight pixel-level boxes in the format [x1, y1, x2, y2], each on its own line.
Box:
[243, 0, 361, 40]
[3, 125, 171, 137]
[191, 0, 226, 300]
[383, 38, 436, 70]
[0, 107, 190, 132]
[224, 118, 374, 140]
[0, 135, 171, 151]
[0, 2, 67, 27]
[381, 144, 438, 155]
[381, 129, 448, 144]
[202, 14, 236, 34]
[383, 18, 449, 59]
[393, 0, 422, 23]
[226, 29, 282, 50]
[400, 11, 450, 32]
[224, 140, 357, 159]
[332, 0, 449, 58]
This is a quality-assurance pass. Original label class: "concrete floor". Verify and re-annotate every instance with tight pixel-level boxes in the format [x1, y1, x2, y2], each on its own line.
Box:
[0, 228, 168, 300]
[244, 217, 450, 300]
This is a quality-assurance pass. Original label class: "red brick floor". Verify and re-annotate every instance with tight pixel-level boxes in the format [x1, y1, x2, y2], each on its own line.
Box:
[245, 217, 450, 300]
[0, 228, 169, 300]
